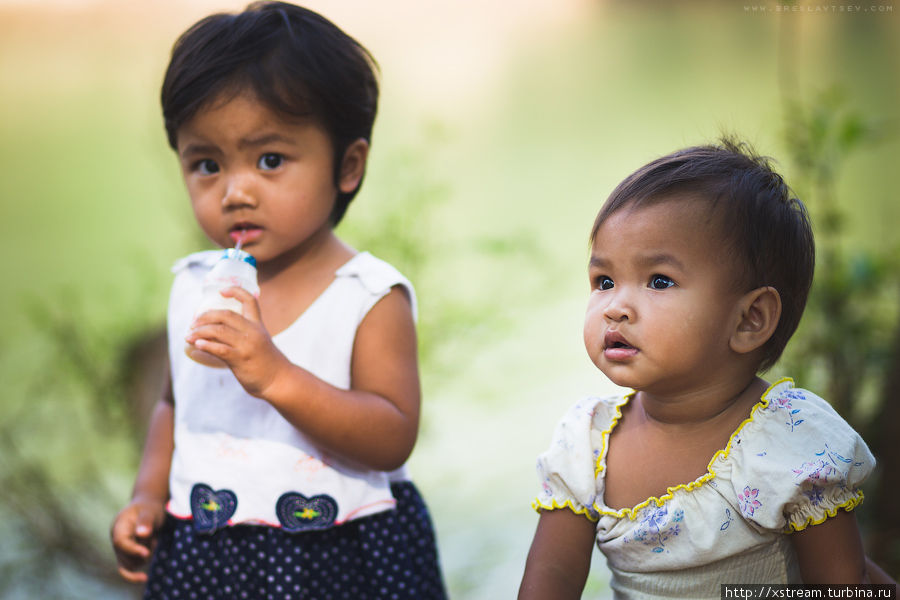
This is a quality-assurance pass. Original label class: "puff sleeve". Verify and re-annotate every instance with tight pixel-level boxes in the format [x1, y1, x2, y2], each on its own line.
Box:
[532, 396, 624, 522]
[724, 380, 875, 533]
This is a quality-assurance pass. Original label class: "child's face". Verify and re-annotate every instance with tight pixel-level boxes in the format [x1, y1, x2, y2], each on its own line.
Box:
[583, 198, 748, 396]
[175, 93, 351, 265]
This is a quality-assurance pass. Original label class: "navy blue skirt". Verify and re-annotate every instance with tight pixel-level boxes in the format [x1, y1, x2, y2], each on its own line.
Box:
[143, 482, 447, 600]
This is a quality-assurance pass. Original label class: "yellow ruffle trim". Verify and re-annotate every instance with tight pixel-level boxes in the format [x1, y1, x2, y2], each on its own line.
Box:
[534, 378, 799, 521]
[534, 378, 868, 532]
[590, 378, 793, 520]
[531, 498, 600, 522]
[786, 491, 865, 533]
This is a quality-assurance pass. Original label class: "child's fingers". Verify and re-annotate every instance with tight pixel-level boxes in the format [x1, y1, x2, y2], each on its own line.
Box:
[219, 286, 262, 322]
[187, 311, 267, 356]
[117, 564, 150, 583]
[186, 319, 240, 346]
[111, 506, 158, 556]
[188, 337, 233, 362]
[112, 533, 152, 582]
[134, 507, 160, 539]
[190, 308, 245, 329]
[185, 321, 244, 356]
[112, 523, 152, 559]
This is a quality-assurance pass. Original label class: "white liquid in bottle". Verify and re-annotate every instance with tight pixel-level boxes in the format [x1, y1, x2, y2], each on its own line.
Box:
[185, 248, 259, 368]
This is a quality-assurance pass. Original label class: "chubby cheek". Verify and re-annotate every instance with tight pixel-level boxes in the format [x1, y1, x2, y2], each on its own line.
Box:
[190, 200, 226, 246]
[583, 304, 605, 366]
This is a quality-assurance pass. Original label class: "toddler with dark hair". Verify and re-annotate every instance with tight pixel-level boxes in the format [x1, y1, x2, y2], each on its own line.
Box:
[519, 139, 895, 598]
[110, 3, 446, 598]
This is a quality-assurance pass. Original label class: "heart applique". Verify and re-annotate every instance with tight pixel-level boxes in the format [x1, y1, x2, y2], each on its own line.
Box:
[190, 483, 238, 534]
[276, 492, 338, 532]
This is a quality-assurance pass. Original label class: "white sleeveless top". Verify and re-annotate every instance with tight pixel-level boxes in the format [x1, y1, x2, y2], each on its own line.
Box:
[166, 251, 416, 533]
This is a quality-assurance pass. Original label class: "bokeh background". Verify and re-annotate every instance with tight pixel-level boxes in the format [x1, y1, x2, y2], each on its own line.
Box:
[1, 0, 898, 598]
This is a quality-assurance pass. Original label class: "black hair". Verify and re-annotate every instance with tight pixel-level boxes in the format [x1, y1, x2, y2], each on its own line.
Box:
[161, 1, 379, 224]
[590, 138, 815, 372]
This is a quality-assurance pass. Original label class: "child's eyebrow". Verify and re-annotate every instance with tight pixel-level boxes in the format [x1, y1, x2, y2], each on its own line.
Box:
[238, 133, 295, 150]
[588, 253, 686, 270]
[179, 143, 218, 159]
[637, 253, 686, 271]
[179, 134, 296, 159]
[589, 255, 610, 269]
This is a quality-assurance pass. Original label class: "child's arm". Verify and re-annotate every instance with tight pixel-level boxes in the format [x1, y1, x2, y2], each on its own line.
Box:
[790, 509, 872, 583]
[110, 376, 174, 583]
[187, 285, 420, 471]
[519, 509, 597, 599]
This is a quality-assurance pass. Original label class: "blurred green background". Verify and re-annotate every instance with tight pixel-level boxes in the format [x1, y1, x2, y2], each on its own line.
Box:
[1, 0, 898, 598]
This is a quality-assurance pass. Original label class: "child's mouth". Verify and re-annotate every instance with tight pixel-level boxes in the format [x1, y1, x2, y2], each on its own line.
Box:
[603, 331, 638, 360]
[229, 226, 262, 245]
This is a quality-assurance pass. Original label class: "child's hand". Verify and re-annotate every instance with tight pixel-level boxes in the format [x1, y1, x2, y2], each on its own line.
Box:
[185, 286, 291, 397]
[110, 497, 166, 582]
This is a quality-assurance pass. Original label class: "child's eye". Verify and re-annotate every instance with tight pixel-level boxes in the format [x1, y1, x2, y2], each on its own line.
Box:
[649, 275, 675, 289]
[258, 153, 284, 171]
[594, 276, 614, 291]
[194, 159, 220, 175]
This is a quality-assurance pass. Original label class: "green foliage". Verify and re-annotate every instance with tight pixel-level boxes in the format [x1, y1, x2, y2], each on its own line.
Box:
[777, 85, 900, 577]
[778, 87, 899, 425]
[0, 283, 165, 599]
[339, 137, 549, 384]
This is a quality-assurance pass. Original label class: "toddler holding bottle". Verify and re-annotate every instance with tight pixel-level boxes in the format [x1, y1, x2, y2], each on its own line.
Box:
[110, 3, 447, 598]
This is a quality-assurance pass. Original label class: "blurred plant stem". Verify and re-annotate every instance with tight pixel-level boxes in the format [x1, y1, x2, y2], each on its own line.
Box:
[777, 10, 900, 577]
[0, 291, 162, 598]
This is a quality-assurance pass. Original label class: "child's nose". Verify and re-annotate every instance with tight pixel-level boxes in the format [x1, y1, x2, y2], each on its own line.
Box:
[222, 174, 258, 209]
[603, 290, 635, 322]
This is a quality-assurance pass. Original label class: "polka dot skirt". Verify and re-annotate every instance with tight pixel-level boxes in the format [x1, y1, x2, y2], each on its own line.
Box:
[143, 482, 447, 599]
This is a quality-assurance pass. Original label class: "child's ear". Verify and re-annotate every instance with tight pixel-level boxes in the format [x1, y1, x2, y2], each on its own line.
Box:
[730, 286, 781, 355]
[337, 138, 369, 194]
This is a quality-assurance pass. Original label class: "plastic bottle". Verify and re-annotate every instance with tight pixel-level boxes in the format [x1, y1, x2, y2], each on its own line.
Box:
[185, 248, 260, 368]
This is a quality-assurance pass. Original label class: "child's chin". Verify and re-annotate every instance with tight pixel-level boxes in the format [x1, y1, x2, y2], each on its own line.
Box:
[599, 365, 642, 390]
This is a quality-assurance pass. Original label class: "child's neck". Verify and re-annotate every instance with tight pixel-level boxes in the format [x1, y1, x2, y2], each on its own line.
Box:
[253, 231, 356, 337]
[256, 229, 352, 284]
[603, 376, 769, 510]
[636, 376, 768, 430]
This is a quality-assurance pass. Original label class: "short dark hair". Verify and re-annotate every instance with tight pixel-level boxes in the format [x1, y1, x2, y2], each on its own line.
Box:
[590, 138, 815, 372]
[161, 1, 379, 225]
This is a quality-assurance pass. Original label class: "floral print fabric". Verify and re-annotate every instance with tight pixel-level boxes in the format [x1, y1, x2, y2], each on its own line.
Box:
[532, 378, 875, 584]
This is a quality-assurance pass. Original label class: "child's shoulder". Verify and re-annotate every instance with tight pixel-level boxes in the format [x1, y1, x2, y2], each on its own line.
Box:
[720, 377, 874, 485]
[553, 392, 632, 436]
[336, 252, 418, 319]
[750, 378, 856, 437]
[718, 378, 875, 533]
[337, 252, 410, 292]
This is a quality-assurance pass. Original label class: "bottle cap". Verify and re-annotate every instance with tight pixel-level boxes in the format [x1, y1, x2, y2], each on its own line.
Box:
[221, 248, 257, 268]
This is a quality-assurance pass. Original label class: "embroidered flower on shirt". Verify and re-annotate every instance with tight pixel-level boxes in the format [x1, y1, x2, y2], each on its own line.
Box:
[738, 486, 762, 517]
[803, 485, 825, 507]
[770, 389, 805, 431]
[540, 481, 554, 498]
[792, 444, 863, 488]
[721, 508, 734, 531]
[623, 505, 682, 554]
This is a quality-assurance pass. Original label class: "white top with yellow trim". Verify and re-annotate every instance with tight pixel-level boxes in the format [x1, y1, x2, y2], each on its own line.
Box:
[533, 379, 875, 599]
[166, 251, 415, 531]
